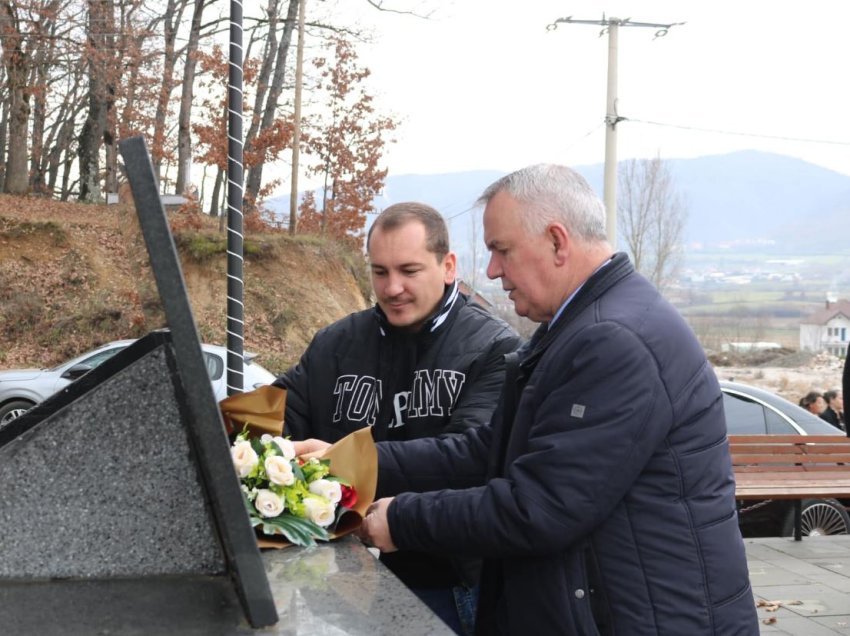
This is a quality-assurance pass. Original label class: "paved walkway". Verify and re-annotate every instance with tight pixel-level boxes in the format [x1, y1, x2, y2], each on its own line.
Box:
[748, 535, 850, 634]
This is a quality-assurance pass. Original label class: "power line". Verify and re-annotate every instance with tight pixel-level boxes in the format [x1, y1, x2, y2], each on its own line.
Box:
[564, 122, 605, 152]
[446, 205, 475, 221]
[628, 118, 850, 146]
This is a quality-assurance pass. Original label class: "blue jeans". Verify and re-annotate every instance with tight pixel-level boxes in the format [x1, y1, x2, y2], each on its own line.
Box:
[452, 584, 479, 636]
[410, 585, 479, 635]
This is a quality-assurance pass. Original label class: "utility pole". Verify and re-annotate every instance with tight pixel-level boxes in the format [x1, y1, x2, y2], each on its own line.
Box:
[547, 15, 684, 248]
[289, 0, 307, 236]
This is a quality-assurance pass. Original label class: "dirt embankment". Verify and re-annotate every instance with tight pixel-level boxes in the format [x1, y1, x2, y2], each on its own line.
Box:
[0, 195, 369, 375]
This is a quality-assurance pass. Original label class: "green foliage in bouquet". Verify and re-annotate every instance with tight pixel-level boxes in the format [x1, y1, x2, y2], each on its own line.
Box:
[230, 429, 356, 547]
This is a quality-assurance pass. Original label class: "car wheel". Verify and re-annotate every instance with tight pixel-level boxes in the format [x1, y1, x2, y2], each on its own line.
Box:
[782, 498, 850, 537]
[0, 400, 35, 426]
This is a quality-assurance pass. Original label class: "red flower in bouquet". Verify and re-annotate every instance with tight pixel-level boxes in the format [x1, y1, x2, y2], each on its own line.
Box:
[340, 484, 358, 509]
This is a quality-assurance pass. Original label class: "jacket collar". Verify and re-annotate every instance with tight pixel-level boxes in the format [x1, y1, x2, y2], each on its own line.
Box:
[374, 280, 462, 337]
[520, 252, 634, 368]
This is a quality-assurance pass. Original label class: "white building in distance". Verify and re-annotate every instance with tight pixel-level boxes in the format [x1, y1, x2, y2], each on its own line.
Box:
[799, 299, 850, 358]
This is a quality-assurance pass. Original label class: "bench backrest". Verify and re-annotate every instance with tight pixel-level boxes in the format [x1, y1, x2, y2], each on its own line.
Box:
[728, 435, 850, 473]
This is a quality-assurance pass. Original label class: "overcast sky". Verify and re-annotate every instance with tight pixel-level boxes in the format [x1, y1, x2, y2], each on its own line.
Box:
[331, 0, 850, 180]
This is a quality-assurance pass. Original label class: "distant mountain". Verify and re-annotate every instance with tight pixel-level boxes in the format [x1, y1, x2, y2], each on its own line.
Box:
[665, 151, 850, 249]
[264, 151, 850, 254]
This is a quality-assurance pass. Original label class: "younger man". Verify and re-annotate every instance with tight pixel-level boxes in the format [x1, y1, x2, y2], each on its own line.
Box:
[274, 202, 520, 634]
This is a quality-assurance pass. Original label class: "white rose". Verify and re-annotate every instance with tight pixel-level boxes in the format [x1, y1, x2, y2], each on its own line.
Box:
[303, 497, 336, 527]
[231, 440, 259, 478]
[265, 455, 296, 486]
[261, 434, 274, 444]
[273, 436, 296, 461]
[308, 479, 342, 504]
[255, 489, 285, 518]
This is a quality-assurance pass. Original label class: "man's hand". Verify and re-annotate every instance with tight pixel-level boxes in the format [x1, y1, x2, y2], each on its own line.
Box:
[292, 438, 331, 459]
[357, 497, 398, 553]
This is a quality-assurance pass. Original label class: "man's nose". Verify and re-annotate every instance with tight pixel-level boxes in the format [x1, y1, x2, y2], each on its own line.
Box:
[486, 255, 501, 280]
[384, 272, 404, 295]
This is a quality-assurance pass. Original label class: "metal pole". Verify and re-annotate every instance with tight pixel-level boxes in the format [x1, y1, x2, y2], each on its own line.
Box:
[603, 19, 619, 247]
[226, 0, 244, 395]
[289, 0, 306, 235]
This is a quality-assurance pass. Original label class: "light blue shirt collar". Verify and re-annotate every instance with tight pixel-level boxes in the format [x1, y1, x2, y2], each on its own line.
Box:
[548, 257, 613, 329]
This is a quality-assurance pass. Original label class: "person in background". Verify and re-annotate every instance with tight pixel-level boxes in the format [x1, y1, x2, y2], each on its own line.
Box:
[273, 201, 521, 635]
[298, 164, 758, 634]
[799, 390, 827, 416]
[820, 389, 845, 431]
[844, 350, 850, 438]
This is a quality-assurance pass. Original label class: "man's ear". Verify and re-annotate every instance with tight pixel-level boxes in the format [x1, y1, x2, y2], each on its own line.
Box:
[443, 252, 457, 284]
[548, 223, 570, 266]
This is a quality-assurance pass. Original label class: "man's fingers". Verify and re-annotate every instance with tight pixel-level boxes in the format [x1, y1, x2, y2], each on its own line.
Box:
[292, 438, 331, 458]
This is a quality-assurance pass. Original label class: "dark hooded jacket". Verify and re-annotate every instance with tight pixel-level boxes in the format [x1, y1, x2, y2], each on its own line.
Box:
[376, 254, 759, 635]
[274, 282, 521, 443]
[274, 281, 522, 587]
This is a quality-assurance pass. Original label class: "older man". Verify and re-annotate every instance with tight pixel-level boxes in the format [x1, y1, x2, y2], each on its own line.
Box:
[311, 165, 757, 634]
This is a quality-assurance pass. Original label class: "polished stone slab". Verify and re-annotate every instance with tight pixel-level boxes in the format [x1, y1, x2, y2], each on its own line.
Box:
[7, 533, 850, 633]
[247, 539, 453, 635]
[0, 536, 452, 635]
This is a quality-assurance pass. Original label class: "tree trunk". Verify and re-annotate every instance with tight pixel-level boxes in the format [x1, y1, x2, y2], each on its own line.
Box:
[209, 165, 223, 217]
[243, 0, 282, 202]
[244, 0, 298, 203]
[0, 95, 8, 191]
[5, 82, 29, 194]
[151, 0, 188, 183]
[28, 2, 61, 195]
[77, 0, 115, 202]
[0, 1, 30, 194]
[175, 0, 205, 194]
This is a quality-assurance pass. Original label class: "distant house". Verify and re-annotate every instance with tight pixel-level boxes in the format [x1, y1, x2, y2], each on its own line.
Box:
[799, 299, 850, 357]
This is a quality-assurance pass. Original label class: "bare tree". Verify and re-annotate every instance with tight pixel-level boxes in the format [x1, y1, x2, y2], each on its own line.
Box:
[0, 0, 46, 194]
[243, 0, 298, 207]
[78, 0, 117, 202]
[174, 0, 207, 194]
[618, 156, 688, 293]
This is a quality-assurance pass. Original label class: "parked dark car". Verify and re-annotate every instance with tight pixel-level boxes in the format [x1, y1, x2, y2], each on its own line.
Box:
[720, 380, 850, 537]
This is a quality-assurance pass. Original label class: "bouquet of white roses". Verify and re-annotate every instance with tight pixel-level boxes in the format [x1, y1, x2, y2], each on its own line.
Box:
[231, 430, 358, 547]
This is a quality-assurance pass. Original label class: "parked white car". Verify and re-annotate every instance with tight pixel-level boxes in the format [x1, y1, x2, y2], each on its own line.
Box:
[0, 340, 276, 425]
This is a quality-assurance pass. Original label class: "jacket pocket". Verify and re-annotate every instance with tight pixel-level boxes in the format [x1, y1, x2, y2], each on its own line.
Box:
[585, 544, 614, 636]
[565, 546, 604, 636]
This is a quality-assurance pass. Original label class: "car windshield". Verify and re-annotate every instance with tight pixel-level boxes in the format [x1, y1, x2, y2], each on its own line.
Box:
[48, 346, 127, 372]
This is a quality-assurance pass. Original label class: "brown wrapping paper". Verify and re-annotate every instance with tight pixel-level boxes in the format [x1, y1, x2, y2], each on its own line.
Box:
[219, 385, 286, 437]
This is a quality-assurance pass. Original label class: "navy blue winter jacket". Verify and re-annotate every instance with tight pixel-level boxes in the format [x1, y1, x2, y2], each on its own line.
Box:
[376, 253, 759, 635]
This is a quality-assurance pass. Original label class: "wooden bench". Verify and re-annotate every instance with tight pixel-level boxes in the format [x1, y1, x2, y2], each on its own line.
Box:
[728, 434, 850, 541]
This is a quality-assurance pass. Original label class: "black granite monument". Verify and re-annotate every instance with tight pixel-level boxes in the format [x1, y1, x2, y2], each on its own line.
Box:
[0, 137, 278, 632]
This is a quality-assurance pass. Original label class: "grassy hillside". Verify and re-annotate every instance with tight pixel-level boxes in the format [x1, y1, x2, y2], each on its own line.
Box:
[0, 195, 370, 375]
